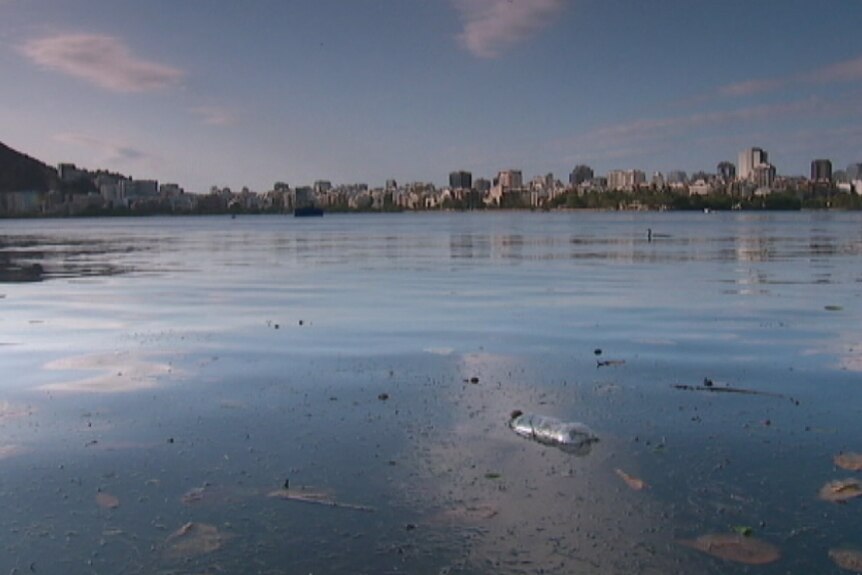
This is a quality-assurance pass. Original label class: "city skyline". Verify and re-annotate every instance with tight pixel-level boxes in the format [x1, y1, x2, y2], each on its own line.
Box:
[2, 1, 862, 193]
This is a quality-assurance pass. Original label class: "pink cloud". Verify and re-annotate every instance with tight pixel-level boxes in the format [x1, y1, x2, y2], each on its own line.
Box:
[454, 0, 566, 58]
[19, 34, 183, 92]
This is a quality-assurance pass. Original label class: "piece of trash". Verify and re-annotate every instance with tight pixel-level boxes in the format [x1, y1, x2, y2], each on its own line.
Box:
[484, 472, 501, 480]
[165, 522, 228, 559]
[377, 393, 389, 401]
[95, 492, 119, 509]
[597, 359, 625, 368]
[732, 525, 753, 537]
[818, 478, 862, 502]
[267, 487, 374, 512]
[614, 468, 646, 491]
[469, 376, 479, 384]
[825, 305, 844, 311]
[509, 410, 598, 455]
[678, 533, 780, 564]
[835, 452, 862, 472]
[829, 548, 862, 572]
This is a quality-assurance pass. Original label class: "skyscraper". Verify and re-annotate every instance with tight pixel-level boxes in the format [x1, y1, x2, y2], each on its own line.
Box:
[449, 171, 472, 190]
[717, 161, 736, 182]
[811, 159, 832, 183]
[569, 165, 594, 186]
[738, 148, 767, 181]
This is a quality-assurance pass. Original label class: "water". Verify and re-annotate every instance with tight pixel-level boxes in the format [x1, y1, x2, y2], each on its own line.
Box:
[1, 211, 861, 573]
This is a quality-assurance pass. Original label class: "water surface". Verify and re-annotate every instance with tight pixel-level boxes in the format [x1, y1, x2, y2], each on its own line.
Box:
[1, 212, 861, 573]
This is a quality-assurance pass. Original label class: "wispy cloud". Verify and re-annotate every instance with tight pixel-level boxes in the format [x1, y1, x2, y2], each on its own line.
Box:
[53, 132, 153, 166]
[720, 54, 862, 98]
[191, 106, 237, 127]
[454, 0, 565, 58]
[19, 34, 183, 92]
[555, 98, 825, 164]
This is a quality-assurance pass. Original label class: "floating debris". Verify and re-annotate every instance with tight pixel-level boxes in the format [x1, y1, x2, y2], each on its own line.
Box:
[679, 533, 780, 564]
[165, 522, 227, 559]
[825, 305, 844, 311]
[95, 492, 119, 509]
[377, 393, 389, 401]
[597, 359, 625, 368]
[614, 468, 646, 491]
[829, 548, 862, 572]
[509, 410, 598, 455]
[819, 479, 862, 502]
[672, 383, 797, 404]
[267, 488, 374, 512]
[430, 503, 499, 524]
[835, 452, 862, 472]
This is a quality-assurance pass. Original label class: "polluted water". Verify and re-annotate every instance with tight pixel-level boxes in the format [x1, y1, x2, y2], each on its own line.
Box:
[1, 212, 862, 573]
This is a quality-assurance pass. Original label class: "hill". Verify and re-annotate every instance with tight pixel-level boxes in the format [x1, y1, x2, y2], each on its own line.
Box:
[0, 141, 59, 193]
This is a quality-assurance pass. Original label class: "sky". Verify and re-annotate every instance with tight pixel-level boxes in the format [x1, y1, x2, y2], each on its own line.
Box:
[2, 0, 862, 193]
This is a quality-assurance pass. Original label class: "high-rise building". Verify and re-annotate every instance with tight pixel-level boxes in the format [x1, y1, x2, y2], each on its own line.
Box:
[738, 148, 768, 181]
[569, 165, 594, 186]
[607, 169, 646, 191]
[666, 170, 687, 184]
[717, 161, 736, 182]
[846, 163, 862, 181]
[497, 170, 522, 190]
[811, 159, 832, 183]
[449, 171, 472, 190]
[753, 163, 776, 189]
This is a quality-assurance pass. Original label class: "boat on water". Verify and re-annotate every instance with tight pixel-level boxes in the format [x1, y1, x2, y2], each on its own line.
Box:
[294, 206, 324, 217]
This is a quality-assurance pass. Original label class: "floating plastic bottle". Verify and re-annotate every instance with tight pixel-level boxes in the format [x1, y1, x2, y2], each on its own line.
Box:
[508, 410, 598, 455]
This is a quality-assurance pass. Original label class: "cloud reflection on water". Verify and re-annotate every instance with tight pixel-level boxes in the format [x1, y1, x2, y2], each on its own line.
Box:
[40, 351, 174, 393]
[403, 351, 684, 574]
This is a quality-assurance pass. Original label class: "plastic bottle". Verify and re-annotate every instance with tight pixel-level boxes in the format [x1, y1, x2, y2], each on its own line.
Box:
[508, 410, 598, 455]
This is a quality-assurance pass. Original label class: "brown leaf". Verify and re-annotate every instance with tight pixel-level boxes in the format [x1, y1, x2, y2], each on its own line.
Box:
[819, 479, 862, 502]
[830, 548, 862, 572]
[835, 453, 862, 472]
[95, 492, 119, 509]
[679, 533, 780, 565]
[615, 468, 646, 491]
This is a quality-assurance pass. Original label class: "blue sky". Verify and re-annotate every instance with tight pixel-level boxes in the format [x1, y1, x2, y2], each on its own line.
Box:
[2, 0, 862, 192]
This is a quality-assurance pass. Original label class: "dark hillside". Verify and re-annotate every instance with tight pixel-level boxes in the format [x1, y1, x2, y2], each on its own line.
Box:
[0, 141, 59, 193]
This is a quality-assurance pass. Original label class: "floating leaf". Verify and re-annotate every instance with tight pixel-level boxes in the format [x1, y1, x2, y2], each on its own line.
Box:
[615, 468, 646, 491]
[679, 533, 780, 564]
[819, 479, 862, 502]
[732, 525, 753, 537]
[829, 548, 862, 572]
[835, 453, 862, 472]
[165, 522, 226, 559]
[95, 492, 119, 509]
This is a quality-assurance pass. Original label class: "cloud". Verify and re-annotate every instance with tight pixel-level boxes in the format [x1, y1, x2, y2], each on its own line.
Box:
[19, 33, 183, 92]
[191, 106, 237, 126]
[720, 54, 862, 98]
[454, 0, 565, 58]
[53, 132, 153, 165]
[555, 99, 823, 164]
